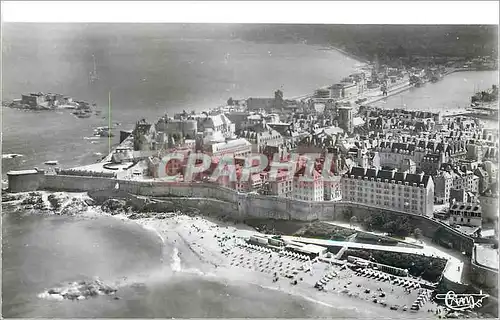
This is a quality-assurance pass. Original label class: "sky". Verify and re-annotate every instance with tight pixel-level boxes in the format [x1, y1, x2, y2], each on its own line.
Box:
[1, 1, 499, 24]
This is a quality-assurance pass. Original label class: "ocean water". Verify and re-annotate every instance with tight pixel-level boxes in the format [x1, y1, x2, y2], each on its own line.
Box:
[2, 23, 365, 318]
[371, 70, 499, 118]
[2, 210, 356, 318]
[1, 23, 359, 174]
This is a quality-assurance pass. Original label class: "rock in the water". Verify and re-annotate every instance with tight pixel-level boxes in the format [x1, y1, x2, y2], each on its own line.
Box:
[2, 193, 23, 202]
[101, 199, 127, 215]
[41, 278, 119, 301]
[59, 198, 88, 216]
[50, 294, 64, 301]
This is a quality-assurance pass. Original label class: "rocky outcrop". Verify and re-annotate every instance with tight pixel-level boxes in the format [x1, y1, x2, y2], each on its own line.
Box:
[47, 194, 63, 211]
[20, 192, 49, 211]
[40, 278, 118, 301]
[2, 193, 23, 202]
[59, 197, 89, 216]
[101, 199, 128, 215]
[4, 192, 93, 215]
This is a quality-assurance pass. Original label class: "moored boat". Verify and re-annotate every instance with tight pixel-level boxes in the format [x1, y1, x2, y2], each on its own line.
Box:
[73, 110, 92, 118]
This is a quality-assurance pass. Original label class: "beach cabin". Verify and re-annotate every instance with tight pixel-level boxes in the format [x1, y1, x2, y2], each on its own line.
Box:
[248, 235, 269, 246]
[285, 241, 327, 259]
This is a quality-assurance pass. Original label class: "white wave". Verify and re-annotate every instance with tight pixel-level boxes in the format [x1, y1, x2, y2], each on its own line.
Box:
[171, 247, 182, 272]
[38, 292, 64, 301]
[83, 136, 100, 140]
[2, 153, 23, 159]
[139, 221, 165, 243]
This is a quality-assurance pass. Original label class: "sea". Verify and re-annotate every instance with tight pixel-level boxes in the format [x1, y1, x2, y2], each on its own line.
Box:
[1, 23, 498, 318]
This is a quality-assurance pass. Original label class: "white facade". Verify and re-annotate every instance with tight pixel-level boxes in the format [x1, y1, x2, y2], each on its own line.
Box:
[324, 176, 342, 201]
[292, 170, 324, 202]
[195, 114, 236, 138]
[341, 167, 434, 216]
[267, 171, 293, 198]
[205, 138, 252, 157]
[434, 171, 453, 204]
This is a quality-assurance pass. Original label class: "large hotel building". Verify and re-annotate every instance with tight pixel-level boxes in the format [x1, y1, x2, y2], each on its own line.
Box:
[341, 167, 434, 216]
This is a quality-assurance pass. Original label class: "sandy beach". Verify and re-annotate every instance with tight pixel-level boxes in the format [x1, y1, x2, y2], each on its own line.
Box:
[118, 213, 441, 318]
[3, 191, 440, 318]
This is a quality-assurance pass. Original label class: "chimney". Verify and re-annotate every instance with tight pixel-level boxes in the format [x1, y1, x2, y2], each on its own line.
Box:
[402, 170, 408, 180]
[391, 168, 397, 179]
[419, 171, 425, 182]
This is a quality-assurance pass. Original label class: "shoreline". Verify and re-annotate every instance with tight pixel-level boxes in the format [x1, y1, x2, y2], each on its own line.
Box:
[106, 211, 439, 318]
[2, 191, 479, 318]
[325, 45, 371, 65]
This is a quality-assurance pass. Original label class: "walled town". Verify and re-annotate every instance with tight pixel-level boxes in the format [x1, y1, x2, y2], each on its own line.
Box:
[5, 62, 499, 318]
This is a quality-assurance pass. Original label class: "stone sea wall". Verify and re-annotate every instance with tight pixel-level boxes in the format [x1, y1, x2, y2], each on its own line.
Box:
[43, 175, 117, 192]
[12, 173, 475, 255]
[13, 172, 492, 301]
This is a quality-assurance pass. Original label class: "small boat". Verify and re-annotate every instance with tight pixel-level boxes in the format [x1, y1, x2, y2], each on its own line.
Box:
[94, 127, 114, 137]
[73, 110, 91, 118]
[44, 160, 59, 165]
[2, 153, 23, 159]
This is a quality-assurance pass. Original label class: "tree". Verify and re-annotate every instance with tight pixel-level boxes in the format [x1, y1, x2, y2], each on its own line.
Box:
[350, 216, 358, 227]
[227, 97, 234, 106]
[274, 89, 284, 109]
[414, 228, 422, 240]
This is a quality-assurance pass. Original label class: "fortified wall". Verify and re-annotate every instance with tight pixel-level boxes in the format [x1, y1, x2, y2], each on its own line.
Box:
[8, 170, 497, 301]
[7, 171, 476, 255]
[470, 245, 499, 293]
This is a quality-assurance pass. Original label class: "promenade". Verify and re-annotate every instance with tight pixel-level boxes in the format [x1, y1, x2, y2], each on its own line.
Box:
[280, 235, 465, 284]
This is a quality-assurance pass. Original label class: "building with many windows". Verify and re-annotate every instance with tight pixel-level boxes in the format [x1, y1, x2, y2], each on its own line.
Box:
[238, 122, 284, 153]
[341, 167, 434, 216]
[324, 175, 342, 201]
[434, 170, 453, 204]
[264, 170, 294, 198]
[449, 202, 482, 227]
[292, 166, 324, 202]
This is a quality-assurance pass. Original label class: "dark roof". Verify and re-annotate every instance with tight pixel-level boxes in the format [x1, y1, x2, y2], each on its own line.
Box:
[365, 168, 378, 178]
[345, 166, 431, 187]
[378, 170, 394, 180]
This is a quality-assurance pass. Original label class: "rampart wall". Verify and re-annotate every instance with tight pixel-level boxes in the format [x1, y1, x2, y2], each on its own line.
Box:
[9, 172, 487, 299]
[11, 173, 475, 257]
